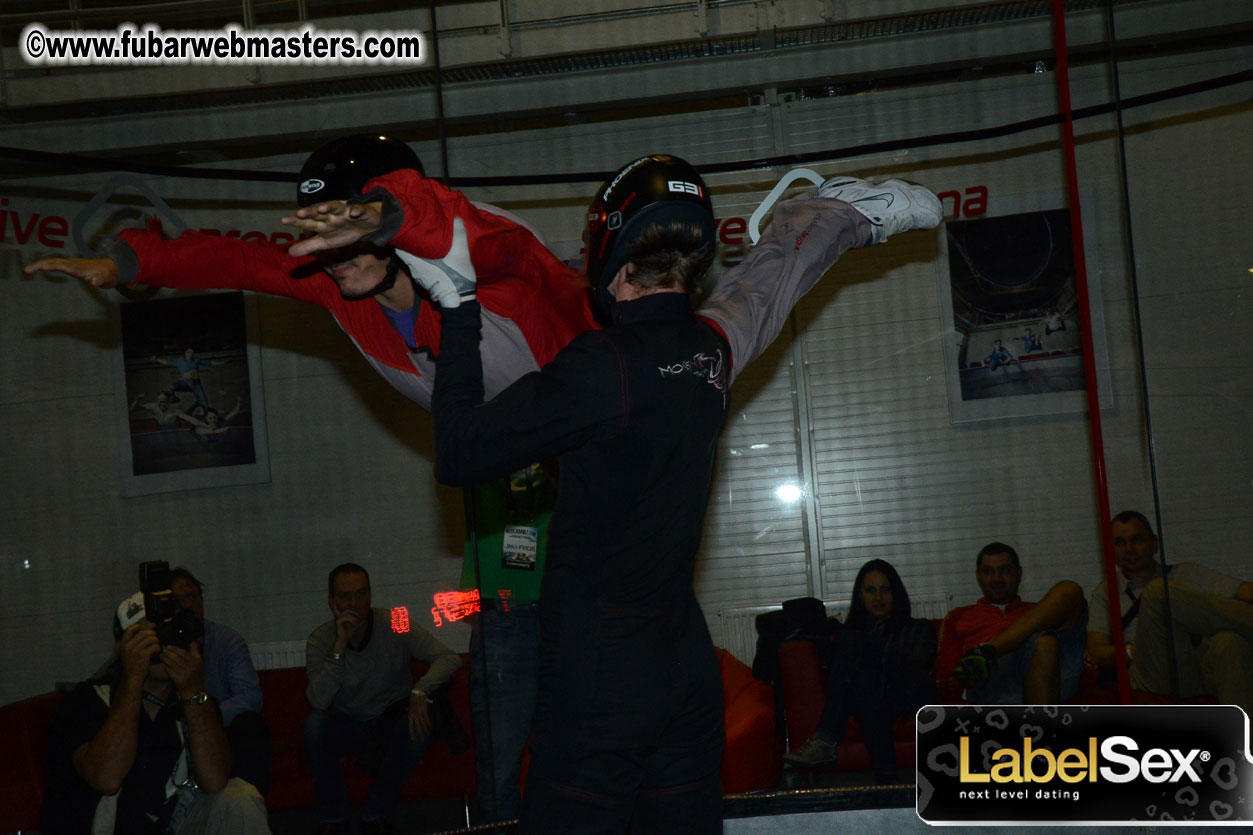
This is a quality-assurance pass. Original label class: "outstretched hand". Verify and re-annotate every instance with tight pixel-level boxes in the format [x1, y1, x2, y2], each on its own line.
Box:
[24, 257, 120, 289]
[161, 642, 207, 700]
[282, 200, 383, 256]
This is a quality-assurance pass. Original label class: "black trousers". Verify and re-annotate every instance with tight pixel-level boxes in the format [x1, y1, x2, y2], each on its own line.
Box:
[521, 603, 724, 834]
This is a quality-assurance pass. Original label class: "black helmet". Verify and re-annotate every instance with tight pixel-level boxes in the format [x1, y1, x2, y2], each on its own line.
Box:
[584, 154, 715, 316]
[296, 134, 424, 206]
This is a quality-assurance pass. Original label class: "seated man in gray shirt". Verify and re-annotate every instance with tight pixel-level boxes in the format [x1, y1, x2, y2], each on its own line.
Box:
[1087, 510, 1253, 713]
[305, 562, 462, 835]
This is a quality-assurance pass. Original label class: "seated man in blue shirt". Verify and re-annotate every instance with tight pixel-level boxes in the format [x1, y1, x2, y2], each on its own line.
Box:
[41, 591, 270, 834]
[171, 567, 270, 795]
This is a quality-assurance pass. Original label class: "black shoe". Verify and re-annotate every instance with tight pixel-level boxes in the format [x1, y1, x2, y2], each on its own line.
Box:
[360, 818, 399, 835]
[783, 735, 840, 768]
[954, 643, 998, 690]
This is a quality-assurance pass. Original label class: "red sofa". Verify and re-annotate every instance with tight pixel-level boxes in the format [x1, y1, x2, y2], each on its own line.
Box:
[777, 638, 918, 774]
[0, 691, 61, 834]
[777, 613, 1216, 777]
[0, 657, 477, 834]
[261, 659, 477, 812]
[1, 648, 780, 832]
[716, 647, 784, 794]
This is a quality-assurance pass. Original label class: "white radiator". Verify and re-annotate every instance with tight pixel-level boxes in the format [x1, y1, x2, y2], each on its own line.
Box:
[249, 640, 306, 671]
[716, 589, 952, 668]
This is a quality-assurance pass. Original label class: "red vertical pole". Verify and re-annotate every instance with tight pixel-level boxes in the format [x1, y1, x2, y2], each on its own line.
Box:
[1050, 0, 1131, 703]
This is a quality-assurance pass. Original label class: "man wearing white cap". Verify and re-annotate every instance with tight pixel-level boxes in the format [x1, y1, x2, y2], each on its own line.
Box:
[40, 591, 271, 834]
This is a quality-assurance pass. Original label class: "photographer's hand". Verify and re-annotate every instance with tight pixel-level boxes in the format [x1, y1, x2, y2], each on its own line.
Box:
[162, 642, 206, 700]
[119, 621, 160, 688]
[74, 622, 157, 793]
[167, 642, 232, 792]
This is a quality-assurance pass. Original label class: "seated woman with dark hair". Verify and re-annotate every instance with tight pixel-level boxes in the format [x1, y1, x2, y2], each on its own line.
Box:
[784, 558, 937, 782]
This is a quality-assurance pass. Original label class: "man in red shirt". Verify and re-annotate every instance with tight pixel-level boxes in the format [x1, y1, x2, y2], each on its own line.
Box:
[935, 542, 1088, 703]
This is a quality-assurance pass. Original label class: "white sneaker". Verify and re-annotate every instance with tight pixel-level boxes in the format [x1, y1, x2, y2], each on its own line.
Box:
[817, 176, 943, 244]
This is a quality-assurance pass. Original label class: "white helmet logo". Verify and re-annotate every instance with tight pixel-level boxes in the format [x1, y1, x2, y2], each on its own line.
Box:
[299, 178, 325, 195]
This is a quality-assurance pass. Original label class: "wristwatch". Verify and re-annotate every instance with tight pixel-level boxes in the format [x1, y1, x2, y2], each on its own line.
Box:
[182, 690, 210, 707]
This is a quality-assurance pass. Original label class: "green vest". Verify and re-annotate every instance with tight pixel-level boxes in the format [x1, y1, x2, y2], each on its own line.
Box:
[459, 460, 557, 602]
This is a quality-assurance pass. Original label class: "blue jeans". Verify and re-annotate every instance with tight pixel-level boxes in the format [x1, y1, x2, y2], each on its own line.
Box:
[302, 704, 429, 823]
[470, 601, 541, 822]
[171, 378, 209, 410]
[969, 607, 1088, 704]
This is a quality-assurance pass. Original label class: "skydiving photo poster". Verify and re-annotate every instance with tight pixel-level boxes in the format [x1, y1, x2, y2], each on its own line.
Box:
[937, 188, 1112, 424]
[113, 290, 271, 496]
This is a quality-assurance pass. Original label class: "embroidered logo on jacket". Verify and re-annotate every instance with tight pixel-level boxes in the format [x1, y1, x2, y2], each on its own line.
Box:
[659, 349, 727, 404]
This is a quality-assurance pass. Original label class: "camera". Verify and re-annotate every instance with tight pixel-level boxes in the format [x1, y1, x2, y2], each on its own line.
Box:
[140, 560, 203, 651]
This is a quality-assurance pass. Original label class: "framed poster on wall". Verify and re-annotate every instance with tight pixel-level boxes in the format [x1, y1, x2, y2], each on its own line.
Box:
[112, 290, 270, 496]
[937, 187, 1113, 424]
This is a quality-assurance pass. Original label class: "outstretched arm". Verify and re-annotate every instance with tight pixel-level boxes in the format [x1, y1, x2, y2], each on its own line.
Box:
[282, 200, 384, 256]
[24, 256, 120, 289]
[29, 230, 328, 305]
[410, 216, 617, 484]
[286, 169, 570, 292]
[224, 394, 244, 423]
[432, 304, 622, 487]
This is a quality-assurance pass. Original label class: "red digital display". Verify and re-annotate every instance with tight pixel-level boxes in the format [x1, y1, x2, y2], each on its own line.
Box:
[390, 606, 411, 634]
[431, 589, 480, 627]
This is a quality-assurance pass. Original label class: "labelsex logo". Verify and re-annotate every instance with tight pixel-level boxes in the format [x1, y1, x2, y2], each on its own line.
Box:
[961, 735, 1209, 784]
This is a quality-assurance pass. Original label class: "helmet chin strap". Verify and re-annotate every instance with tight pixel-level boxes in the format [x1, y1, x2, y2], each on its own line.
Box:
[338, 253, 403, 301]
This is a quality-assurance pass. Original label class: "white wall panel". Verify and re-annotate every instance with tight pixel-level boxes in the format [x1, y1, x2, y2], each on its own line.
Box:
[697, 331, 810, 652]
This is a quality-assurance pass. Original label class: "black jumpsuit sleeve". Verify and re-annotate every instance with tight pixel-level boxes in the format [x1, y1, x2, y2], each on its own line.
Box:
[432, 302, 627, 487]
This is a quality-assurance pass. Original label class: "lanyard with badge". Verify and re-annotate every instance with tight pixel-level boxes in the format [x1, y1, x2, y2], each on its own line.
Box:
[499, 462, 553, 571]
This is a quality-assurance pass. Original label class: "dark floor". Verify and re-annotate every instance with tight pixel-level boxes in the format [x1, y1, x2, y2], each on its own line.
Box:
[268, 765, 917, 834]
[269, 795, 484, 835]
